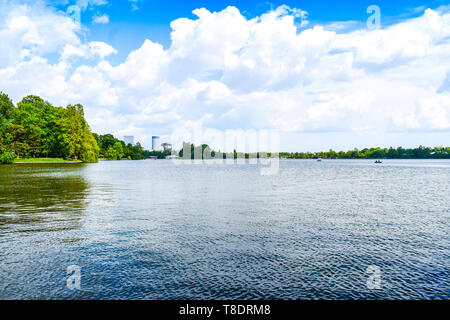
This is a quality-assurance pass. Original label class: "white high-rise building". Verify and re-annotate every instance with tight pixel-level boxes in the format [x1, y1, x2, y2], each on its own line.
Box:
[124, 136, 134, 145]
[152, 136, 160, 151]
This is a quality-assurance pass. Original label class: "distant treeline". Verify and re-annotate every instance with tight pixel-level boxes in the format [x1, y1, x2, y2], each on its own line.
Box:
[179, 143, 450, 160]
[94, 134, 175, 160]
[178, 142, 273, 159]
[280, 146, 450, 159]
[0, 92, 98, 162]
[95, 133, 146, 160]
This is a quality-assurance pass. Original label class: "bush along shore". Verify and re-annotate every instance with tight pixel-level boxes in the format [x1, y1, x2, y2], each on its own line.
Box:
[0, 152, 15, 164]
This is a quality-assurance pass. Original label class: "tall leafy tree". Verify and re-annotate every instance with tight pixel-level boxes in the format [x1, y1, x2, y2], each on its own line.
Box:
[0, 93, 99, 162]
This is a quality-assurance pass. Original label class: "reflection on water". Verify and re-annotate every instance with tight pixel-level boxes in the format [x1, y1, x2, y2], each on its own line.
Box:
[0, 160, 449, 299]
[0, 164, 89, 234]
[0, 164, 89, 299]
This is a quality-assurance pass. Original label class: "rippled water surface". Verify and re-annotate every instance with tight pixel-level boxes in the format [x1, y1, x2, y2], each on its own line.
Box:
[0, 159, 449, 299]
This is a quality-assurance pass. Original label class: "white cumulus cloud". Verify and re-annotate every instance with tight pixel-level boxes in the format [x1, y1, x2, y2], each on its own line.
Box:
[0, 2, 450, 149]
[92, 13, 109, 24]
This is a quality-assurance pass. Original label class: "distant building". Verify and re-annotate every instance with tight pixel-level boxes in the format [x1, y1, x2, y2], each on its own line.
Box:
[152, 136, 160, 151]
[123, 136, 134, 145]
[161, 143, 172, 153]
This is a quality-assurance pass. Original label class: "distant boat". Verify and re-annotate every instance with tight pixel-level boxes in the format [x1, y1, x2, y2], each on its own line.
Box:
[375, 160, 382, 164]
[317, 158, 322, 162]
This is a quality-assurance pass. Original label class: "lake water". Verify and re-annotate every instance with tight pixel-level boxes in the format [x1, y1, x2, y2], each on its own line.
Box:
[0, 159, 449, 299]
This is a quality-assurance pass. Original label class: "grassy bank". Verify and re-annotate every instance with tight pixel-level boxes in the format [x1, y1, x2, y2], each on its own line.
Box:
[14, 158, 83, 164]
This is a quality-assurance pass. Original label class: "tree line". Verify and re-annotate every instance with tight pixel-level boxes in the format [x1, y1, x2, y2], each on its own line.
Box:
[178, 143, 450, 160]
[176, 143, 450, 160]
[280, 146, 450, 159]
[94, 133, 146, 160]
[178, 142, 276, 159]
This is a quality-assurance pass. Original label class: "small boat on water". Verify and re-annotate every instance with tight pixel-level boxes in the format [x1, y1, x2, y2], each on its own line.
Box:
[317, 158, 322, 162]
[374, 160, 382, 164]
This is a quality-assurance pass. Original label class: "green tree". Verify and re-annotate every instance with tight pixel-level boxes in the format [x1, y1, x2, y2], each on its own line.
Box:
[105, 141, 124, 160]
[0, 152, 15, 164]
[0, 92, 15, 119]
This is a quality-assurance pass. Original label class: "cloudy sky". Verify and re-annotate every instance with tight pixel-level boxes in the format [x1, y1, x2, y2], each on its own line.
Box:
[0, 0, 449, 151]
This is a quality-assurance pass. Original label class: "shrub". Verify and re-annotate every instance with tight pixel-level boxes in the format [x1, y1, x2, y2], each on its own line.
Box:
[0, 152, 15, 164]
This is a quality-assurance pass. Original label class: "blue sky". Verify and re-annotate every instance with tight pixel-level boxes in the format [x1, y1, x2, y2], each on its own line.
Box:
[59, 0, 449, 63]
[1, 0, 450, 151]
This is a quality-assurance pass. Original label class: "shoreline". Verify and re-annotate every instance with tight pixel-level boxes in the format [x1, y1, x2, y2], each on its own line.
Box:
[13, 158, 83, 164]
[14, 161, 83, 164]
